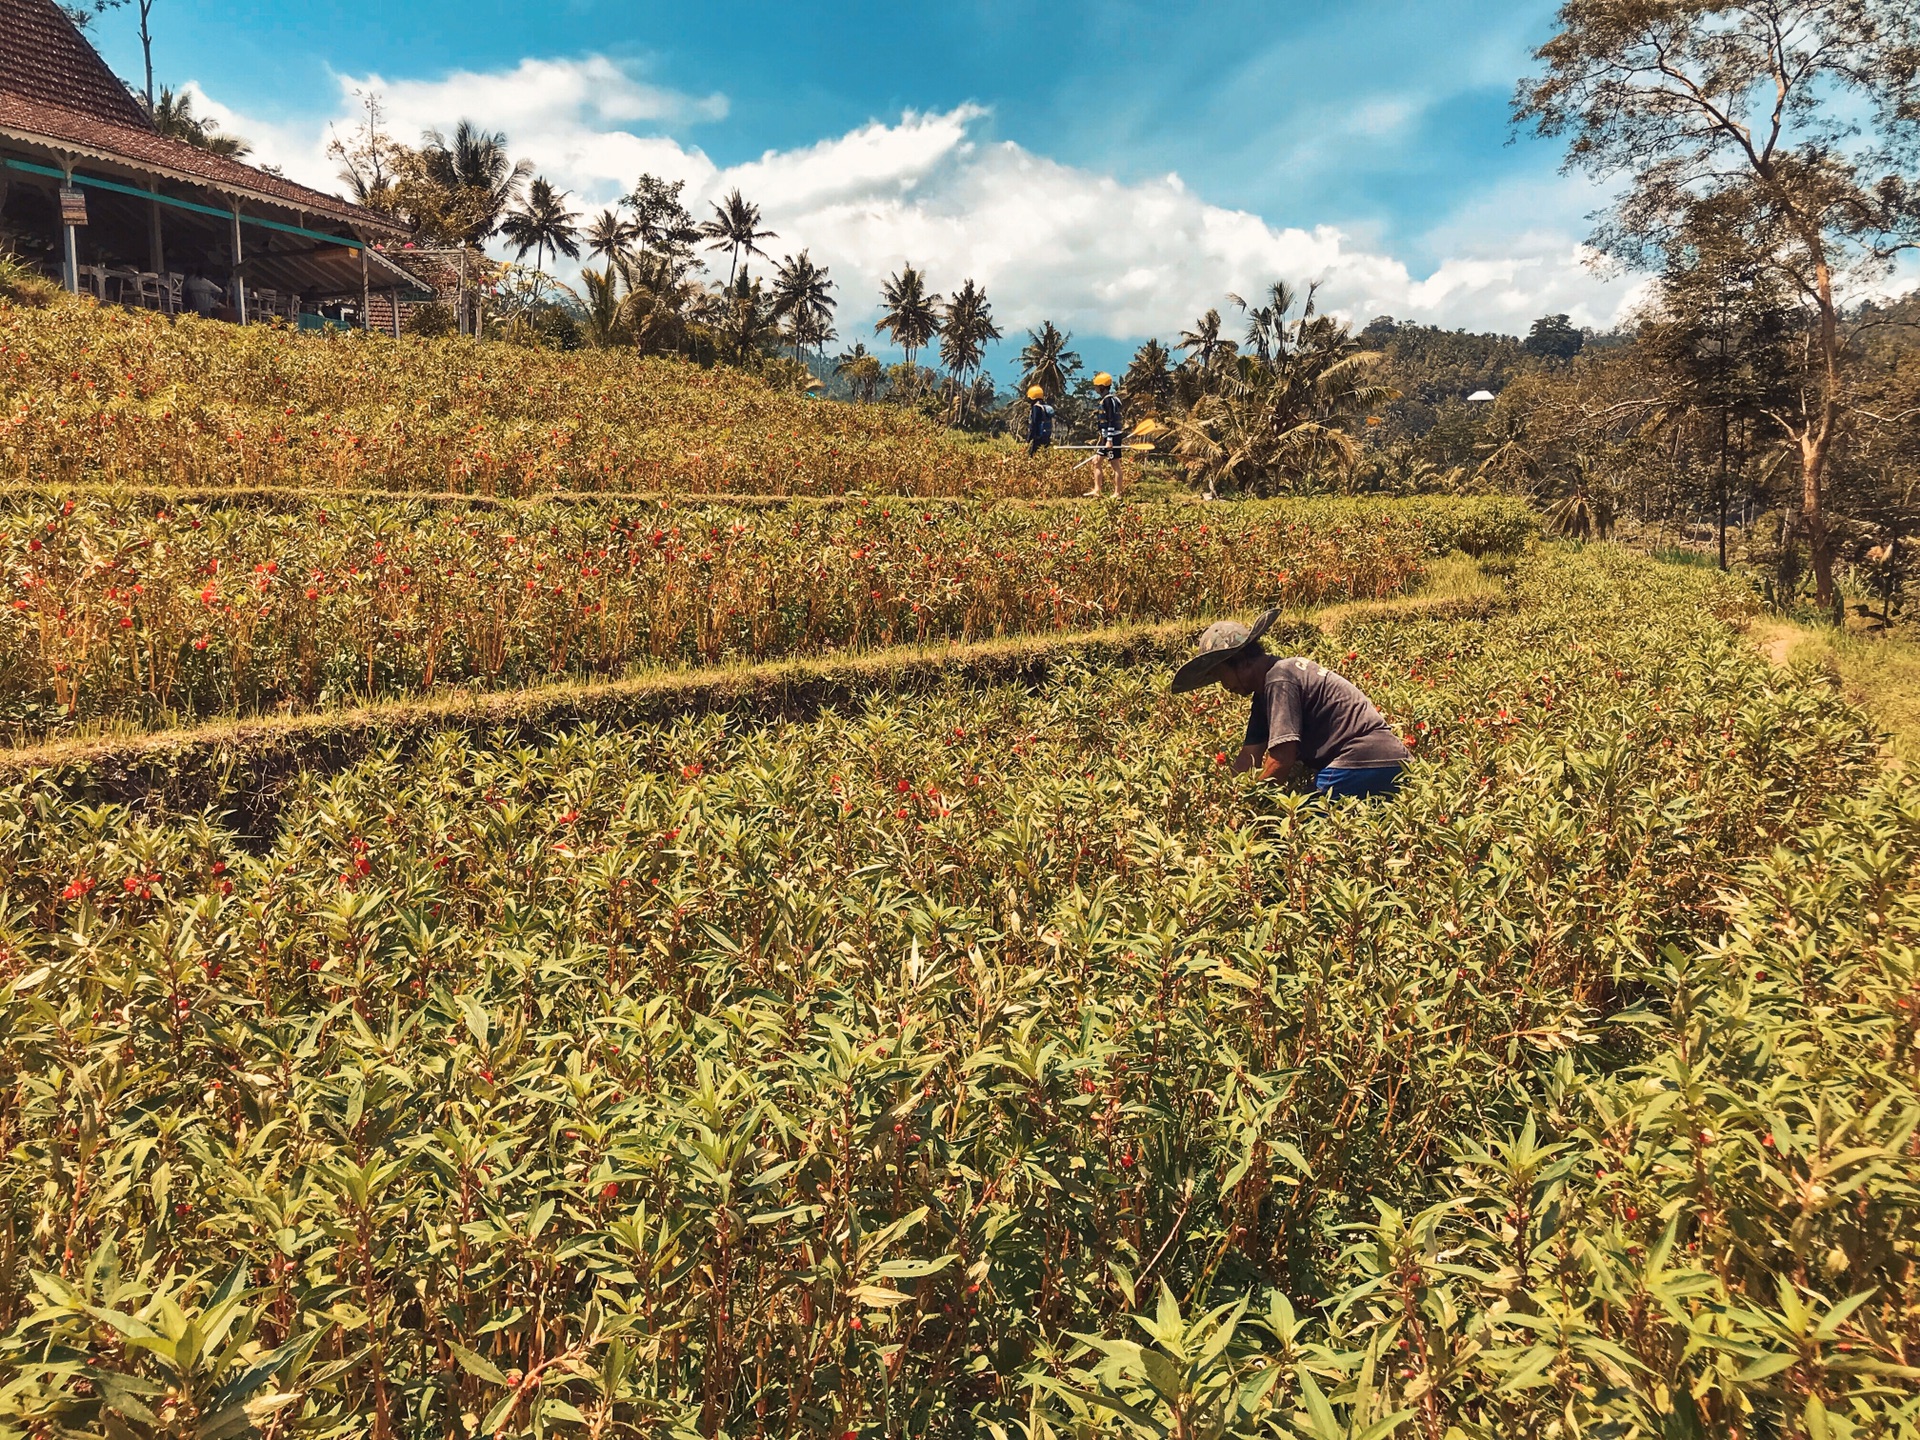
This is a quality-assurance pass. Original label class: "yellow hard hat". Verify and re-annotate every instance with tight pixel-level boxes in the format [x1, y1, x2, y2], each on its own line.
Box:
[1094, 372, 1113, 388]
[1027, 385, 1044, 401]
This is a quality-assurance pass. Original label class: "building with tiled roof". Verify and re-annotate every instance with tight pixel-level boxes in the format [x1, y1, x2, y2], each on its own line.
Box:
[0, 0, 421, 323]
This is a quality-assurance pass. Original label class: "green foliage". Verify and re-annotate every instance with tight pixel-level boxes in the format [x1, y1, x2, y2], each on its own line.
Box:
[0, 547, 1910, 1437]
[0, 492, 1526, 735]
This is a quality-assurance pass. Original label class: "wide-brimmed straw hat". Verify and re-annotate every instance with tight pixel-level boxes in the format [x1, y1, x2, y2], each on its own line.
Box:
[1170, 608, 1279, 693]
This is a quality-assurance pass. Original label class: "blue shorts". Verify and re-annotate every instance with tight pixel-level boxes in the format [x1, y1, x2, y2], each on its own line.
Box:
[1314, 765, 1404, 800]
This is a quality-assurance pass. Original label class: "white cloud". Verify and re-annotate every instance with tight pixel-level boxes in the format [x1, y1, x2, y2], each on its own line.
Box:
[202, 56, 1644, 339]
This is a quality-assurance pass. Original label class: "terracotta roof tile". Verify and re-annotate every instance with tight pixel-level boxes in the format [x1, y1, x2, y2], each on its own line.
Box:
[0, 0, 402, 234]
[0, 0, 151, 129]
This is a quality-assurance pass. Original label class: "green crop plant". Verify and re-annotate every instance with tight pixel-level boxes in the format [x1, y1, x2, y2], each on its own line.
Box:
[0, 299, 1058, 500]
[0, 492, 1528, 738]
[0, 547, 1914, 1438]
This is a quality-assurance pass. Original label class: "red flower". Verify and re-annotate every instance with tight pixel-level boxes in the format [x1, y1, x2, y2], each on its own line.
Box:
[682, 762, 704, 780]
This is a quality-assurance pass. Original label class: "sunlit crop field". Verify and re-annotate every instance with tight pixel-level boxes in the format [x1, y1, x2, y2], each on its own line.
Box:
[0, 490, 1530, 737]
[0, 300, 1065, 498]
[3, 547, 1914, 1439]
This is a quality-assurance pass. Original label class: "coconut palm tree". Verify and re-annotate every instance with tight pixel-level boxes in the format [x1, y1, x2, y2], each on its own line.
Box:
[770, 251, 837, 365]
[700, 190, 776, 287]
[150, 87, 250, 158]
[1121, 338, 1174, 416]
[938, 279, 1001, 384]
[1018, 321, 1081, 400]
[418, 121, 531, 246]
[834, 342, 884, 402]
[565, 266, 630, 348]
[939, 279, 1001, 424]
[584, 209, 639, 274]
[613, 248, 705, 357]
[499, 177, 582, 276]
[875, 266, 942, 370]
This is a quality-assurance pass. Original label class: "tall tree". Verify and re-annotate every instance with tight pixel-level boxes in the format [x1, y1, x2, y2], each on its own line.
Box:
[583, 209, 639, 274]
[413, 121, 531, 246]
[1178, 309, 1232, 370]
[876, 267, 942, 370]
[627, 175, 701, 258]
[1523, 314, 1584, 362]
[770, 251, 837, 365]
[1121, 339, 1175, 417]
[938, 279, 1002, 425]
[938, 279, 1001, 383]
[834, 343, 884, 402]
[327, 89, 402, 214]
[499, 178, 581, 276]
[699, 190, 776, 287]
[1516, 0, 1920, 610]
[1018, 321, 1081, 400]
[149, 87, 249, 158]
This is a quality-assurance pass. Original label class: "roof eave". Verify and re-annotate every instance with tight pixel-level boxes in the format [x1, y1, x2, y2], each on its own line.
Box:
[0, 120, 408, 238]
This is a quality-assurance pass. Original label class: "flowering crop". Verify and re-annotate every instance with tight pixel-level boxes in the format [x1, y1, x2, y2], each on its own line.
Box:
[0, 492, 1528, 735]
[0, 300, 1067, 498]
[1, 547, 1913, 1438]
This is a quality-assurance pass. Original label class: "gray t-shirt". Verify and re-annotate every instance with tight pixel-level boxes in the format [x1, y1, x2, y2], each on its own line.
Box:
[1244, 656, 1411, 771]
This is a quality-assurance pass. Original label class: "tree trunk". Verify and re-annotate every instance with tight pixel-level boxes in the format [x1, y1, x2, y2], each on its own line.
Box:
[1800, 236, 1842, 614]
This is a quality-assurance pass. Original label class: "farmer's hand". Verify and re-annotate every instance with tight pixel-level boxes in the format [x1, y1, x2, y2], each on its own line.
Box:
[1231, 743, 1263, 775]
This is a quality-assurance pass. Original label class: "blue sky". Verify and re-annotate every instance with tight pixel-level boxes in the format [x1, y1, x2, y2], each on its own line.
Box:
[85, 0, 1638, 373]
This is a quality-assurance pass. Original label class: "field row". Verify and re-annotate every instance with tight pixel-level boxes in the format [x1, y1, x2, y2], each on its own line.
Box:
[3, 549, 1913, 1438]
[0, 493, 1530, 738]
[1, 303, 1063, 498]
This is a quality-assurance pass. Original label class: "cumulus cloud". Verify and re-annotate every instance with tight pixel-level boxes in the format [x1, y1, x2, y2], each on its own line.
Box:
[200, 55, 1641, 340]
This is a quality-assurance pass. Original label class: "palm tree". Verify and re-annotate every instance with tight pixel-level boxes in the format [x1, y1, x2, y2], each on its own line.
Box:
[939, 279, 1001, 425]
[419, 121, 531, 245]
[1178, 308, 1230, 370]
[938, 279, 1001, 383]
[1170, 292, 1397, 497]
[1121, 338, 1174, 416]
[584, 209, 639, 273]
[1228, 282, 1299, 367]
[1018, 321, 1081, 400]
[499, 177, 582, 276]
[770, 251, 837, 365]
[875, 266, 942, 370]
[834, 342, 884, 402]
[566, 266, 630, 349]
[613, 248, 705, 357]
[150, 87, 250, 158]
[699, 190, 776, 287]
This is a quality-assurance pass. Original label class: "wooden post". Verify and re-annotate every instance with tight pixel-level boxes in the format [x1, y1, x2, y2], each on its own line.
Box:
[360, 244, 370, 331]
[61, 162, 79, 294]
[147, 182, 165, 275]
[390, 288, 401, 338]
[229, 206, 247, 324]
[458, 246, 468, 337]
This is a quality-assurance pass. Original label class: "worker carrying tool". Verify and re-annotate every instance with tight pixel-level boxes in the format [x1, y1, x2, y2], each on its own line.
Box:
[1088, 373, 1124, 498]
[1025, 385, 1055, 457]
[1172, 609, 1411, 800]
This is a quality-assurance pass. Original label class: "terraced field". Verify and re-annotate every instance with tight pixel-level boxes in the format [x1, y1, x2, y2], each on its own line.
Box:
[2, 545, 1915, 1439]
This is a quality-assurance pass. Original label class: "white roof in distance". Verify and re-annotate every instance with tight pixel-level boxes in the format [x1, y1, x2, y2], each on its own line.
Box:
[1467, 390, 1497, 402]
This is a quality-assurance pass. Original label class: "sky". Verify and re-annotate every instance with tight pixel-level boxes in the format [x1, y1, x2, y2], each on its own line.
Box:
[84, 0, 1653, 376]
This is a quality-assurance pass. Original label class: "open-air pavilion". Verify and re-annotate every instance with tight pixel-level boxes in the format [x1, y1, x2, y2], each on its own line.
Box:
[0, 0, 425, 328]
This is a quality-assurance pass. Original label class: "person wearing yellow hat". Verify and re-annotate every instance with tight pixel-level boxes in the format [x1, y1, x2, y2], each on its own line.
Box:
[1024, 384, 1056, 457]
[1089, 372, 1124, 498]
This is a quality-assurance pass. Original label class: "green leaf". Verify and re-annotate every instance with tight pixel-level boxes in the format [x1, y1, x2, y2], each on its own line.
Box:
[448, 1340, 510, 1386]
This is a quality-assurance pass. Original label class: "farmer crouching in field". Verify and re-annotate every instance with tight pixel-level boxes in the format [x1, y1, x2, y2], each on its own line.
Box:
[1172, 609, 1411, 800]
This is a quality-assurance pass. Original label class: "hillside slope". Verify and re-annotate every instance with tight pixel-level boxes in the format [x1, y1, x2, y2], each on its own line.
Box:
[0, 296, 1066, 498]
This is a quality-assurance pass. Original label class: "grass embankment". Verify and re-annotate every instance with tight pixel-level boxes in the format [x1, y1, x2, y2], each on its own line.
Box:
[1753, 616, 1920, 764]
[3, 546, 1914, 1438]
[0, 294, 1069, 497]
[2, 490, 1531, 740]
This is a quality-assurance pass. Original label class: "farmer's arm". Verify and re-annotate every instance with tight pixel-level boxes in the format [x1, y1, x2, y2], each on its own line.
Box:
[1259, 740, 1300, 784]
